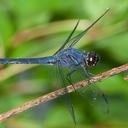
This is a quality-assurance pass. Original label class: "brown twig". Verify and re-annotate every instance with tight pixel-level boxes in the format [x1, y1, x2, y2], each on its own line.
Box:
[0, 63, 128, 122]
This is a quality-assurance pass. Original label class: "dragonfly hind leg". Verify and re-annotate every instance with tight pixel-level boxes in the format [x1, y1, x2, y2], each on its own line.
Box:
[66, 69, 77, 92]
[57, 62, 77, 124]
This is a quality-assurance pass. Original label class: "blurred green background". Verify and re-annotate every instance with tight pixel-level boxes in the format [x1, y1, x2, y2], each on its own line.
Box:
[0, 0, 128, 127]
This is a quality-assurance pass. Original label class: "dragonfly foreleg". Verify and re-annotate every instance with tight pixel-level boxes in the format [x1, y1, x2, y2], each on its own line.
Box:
[82, 66, 109, 113]
[81, 66, 91, 79]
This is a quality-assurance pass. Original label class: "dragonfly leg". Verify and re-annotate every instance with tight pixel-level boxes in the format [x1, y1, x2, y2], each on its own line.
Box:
[82, 66, 109, 113]
[57, 62, 76, 124]
[82, 66, 91, 79]
[65, 54, 81, 91]
[66, 69, 77, 92]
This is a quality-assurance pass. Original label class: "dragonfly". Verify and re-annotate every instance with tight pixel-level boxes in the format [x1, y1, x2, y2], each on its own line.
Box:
[0, 9, 109, 124]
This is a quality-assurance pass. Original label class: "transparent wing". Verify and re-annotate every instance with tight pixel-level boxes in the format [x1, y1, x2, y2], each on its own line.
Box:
[68, 8, 109, 47]
[57, 62, 76, 124]
[54, 20, 80, 55]
[80, 66, 109, 113]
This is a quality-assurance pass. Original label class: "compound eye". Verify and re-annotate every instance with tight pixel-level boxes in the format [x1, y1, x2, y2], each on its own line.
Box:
[86, 52, 99, 67]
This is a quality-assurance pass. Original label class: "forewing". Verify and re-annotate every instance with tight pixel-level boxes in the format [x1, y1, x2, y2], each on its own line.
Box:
[69, 8, 109, 47]
[54, 20, 79, 55]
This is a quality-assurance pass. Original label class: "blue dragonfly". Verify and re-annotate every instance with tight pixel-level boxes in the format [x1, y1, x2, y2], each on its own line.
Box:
[0, 9, 109, 123]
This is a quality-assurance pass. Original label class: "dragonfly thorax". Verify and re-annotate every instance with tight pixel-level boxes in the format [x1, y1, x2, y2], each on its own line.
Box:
[55, 48, 99, 68]
[55, 48, 85, 67]
[85, 51, 99, 67]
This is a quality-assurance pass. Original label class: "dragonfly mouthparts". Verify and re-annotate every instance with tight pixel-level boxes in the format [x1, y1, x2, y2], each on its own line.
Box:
[86, 51, 100, 67]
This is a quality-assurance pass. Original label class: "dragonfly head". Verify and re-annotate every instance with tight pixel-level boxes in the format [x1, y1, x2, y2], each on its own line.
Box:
[85, 51, 99, 67]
